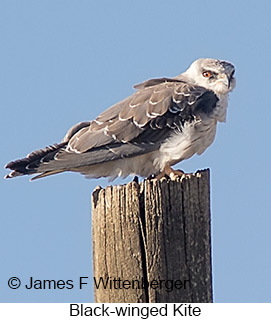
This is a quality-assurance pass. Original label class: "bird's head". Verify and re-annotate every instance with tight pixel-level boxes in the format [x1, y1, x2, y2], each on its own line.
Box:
[182, 58, 236, 94]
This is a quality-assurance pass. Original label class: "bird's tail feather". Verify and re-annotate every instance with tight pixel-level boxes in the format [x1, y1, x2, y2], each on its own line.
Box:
[5, 141, 158, 180]
[5, 142, 67, 179]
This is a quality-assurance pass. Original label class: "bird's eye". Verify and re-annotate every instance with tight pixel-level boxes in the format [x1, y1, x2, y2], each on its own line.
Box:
[202, 71, 212, 78]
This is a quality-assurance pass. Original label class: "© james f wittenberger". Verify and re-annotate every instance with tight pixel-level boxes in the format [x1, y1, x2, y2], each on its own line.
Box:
[8, 276, 191, 292]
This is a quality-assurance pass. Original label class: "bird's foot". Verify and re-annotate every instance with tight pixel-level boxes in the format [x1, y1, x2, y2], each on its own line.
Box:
[154, 165, 185, 180]
[167, 168, 185, 180]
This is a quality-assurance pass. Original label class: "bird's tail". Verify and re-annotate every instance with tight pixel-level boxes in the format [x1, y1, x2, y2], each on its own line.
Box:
[5, 142, 67, 180]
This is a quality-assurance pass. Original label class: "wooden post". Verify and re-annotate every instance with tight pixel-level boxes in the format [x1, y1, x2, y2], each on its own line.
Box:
[92, 169, 212, 303]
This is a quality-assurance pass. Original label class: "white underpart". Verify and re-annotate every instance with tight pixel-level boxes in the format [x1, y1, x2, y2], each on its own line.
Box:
[79, 152, 157, 180]
[155, 91, 229, 169]
[154, 117, 216, 170]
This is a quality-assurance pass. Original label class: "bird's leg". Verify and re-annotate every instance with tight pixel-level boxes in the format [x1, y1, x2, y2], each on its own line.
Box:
[155, 165, 185, 180]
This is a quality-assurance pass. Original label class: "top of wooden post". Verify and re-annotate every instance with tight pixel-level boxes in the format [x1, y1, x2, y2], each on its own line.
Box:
[92, 169, 212, 303]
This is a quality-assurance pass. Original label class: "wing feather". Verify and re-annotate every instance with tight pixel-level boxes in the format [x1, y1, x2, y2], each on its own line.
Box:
[66, 79, 218, 157]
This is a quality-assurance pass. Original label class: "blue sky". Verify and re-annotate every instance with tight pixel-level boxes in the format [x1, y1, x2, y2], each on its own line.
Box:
[1, 0, 271, 302]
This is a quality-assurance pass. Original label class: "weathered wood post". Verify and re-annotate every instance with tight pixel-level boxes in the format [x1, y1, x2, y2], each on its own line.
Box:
[92, 169, 212, 303]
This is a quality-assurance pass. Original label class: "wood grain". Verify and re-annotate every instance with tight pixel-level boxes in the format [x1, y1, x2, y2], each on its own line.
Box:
[92, 169, 212, 303]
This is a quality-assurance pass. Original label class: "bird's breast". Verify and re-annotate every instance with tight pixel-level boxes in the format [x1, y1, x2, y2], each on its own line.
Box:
[154, 118, 217, 170]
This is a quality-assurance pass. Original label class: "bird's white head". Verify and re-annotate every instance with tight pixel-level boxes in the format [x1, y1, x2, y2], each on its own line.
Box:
[182, 58, 236, 95]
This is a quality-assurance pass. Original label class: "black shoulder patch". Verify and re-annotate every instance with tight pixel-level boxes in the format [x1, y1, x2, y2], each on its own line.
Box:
[191, 90, 219, 115]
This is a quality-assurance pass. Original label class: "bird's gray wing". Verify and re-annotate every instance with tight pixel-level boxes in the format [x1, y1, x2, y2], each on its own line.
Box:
[65, 78, 218, 156]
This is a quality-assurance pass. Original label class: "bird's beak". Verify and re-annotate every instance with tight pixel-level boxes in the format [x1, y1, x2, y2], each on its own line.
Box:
[219, 73, 230, 88]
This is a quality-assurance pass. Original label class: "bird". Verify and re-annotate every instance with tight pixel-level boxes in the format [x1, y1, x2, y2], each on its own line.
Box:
[5, 58, 235, 181]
